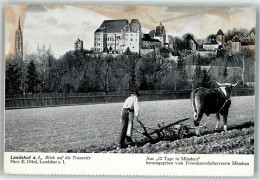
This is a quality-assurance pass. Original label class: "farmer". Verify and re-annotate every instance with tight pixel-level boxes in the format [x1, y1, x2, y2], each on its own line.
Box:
[118, 90, 140, 148]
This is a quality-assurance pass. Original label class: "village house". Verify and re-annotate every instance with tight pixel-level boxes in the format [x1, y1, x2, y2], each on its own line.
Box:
[225, 35, 241, 53]
[202, 40, 219, 51]
[74, 38, 83, 52]
[141, 34, 161, 49]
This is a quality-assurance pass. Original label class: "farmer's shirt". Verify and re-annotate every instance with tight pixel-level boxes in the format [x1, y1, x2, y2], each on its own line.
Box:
[121, 95, 139, 118]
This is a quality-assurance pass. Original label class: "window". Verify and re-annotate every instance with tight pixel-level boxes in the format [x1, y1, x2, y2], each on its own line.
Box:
[131, 38, 133, 41]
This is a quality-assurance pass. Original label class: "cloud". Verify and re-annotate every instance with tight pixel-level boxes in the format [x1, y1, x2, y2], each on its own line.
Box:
[28, 5, 46, 13]
[46, 17, 57, 26]
[23, 6, 107, 57]
[82, 21, 90, 26]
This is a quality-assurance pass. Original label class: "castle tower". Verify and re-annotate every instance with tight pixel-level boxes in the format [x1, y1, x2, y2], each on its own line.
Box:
[216, 29, 225, 47]
[154, 22, 166, 46]
[15, 17, 23, 56]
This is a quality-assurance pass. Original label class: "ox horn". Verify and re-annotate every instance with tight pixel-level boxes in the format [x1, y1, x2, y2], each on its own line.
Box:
[216, 81, 225, 86]
[232, 82, 238, 87]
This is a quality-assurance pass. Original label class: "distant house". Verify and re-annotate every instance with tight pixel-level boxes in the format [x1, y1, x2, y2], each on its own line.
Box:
[141, 34, 161, 49]
[202, 40, 219, 51]
[74, 38, 83, 52]
[239, 32, 255, 45]
[239, 32, 255, 51]
[225, 35, 241, 53]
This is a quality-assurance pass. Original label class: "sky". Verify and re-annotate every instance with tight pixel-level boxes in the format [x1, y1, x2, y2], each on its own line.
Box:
[5, 5, 256, 58]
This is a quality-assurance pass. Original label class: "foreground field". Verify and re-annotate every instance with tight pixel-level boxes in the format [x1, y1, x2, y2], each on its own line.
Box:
[5, 96, 255, 153]
[107, 126, 254, 154]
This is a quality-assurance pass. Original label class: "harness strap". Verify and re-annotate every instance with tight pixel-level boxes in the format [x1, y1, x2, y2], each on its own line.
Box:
[216, 88, 230, 114]
[216, 99, 229, 114]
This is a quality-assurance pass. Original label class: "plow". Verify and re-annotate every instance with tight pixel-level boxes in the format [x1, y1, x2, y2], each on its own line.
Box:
[133, 117, 207, 142]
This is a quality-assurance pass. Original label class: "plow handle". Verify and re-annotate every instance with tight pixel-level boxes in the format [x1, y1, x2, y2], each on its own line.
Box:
[136, 119, 154, 141]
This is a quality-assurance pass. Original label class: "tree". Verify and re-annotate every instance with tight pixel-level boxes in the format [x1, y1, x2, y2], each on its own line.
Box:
[172, 36, 185, 51]
[194, 64, 202, 88]
[201, 69, 212, 88]
[232, 48, 255, 84]
[137, 49, 168, 90]
[26, 60, 40, 94]
[176, 58, 188, 90]
[182, 33, 196, 50]
[182, 33, 195, 40]
[12, 51, 26, 94]
[5, 61, 22, 96]
[222, 66, 228, 82]
[98, 55, 115, 93]
[206, 34, 216, 42]
[249, 27, 255, 34]
[117, 54, 138, 91]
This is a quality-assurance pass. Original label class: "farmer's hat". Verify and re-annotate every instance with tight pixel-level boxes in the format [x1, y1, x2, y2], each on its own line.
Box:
[130, 89, 140, 96]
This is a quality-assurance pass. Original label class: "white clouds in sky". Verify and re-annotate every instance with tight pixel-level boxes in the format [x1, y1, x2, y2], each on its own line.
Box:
[24, 6, 107, 57]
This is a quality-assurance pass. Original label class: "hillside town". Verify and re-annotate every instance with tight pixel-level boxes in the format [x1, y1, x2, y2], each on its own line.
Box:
[72, 18, 255, 57]
[74, 18, 256, 87]
[7, 16, 255, 96]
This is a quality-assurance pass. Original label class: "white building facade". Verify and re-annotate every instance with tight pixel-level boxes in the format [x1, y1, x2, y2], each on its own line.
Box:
[94, 28, 107, 52]
[94, 19, 142, 54]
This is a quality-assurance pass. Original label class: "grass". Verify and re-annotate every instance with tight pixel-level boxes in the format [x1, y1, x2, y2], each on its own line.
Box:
[5, 96, 255, 152]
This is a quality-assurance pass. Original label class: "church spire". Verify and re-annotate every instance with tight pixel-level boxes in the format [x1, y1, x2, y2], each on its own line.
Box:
[18, 16, 21, 30]
[15, 15, 23, 56]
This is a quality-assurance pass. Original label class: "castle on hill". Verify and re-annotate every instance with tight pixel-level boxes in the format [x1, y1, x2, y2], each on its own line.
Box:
[93, 19, 167, 54]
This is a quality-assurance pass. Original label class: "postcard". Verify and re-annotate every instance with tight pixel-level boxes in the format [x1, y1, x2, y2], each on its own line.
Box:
[4, 4, 256, 176]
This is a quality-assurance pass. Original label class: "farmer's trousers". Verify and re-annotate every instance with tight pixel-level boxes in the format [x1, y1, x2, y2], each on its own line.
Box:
[119, 108, 134, 147]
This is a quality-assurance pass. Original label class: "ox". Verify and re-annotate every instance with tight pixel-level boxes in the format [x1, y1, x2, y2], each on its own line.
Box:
[191, 82, 238, 136]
